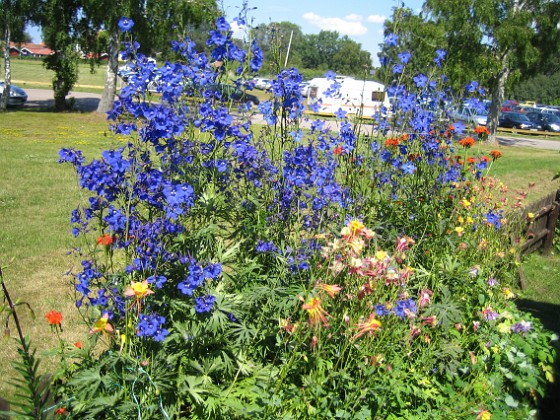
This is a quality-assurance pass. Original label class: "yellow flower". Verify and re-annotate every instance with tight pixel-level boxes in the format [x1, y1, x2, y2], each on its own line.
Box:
[527, 212, 535, 220]
[477, 409, 492, 420]
[89, 313, 114, 334]
[503, 287, 515, 299]
[461, 198, 472, 208]
[302, 297, 330, 327]
[124, 280, 154, 299]
[375, 250, 388, 261]
[454, 226, 465, 236]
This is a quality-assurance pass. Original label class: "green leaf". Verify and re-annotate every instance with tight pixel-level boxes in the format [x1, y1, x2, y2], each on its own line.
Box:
[504, 394, 519, 408]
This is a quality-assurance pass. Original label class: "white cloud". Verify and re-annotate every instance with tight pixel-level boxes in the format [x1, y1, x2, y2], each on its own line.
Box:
[303, 12, 368, 36]
[367, 14, 386, 24]
[229, 19, 247, 40]
[345, 14, 363, 22]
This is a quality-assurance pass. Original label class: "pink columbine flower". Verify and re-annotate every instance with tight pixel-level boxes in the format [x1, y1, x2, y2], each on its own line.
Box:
[418, 288, 433, 308]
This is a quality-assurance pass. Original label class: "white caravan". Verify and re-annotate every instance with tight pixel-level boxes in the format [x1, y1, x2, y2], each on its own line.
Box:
[307, 77, 389, 116]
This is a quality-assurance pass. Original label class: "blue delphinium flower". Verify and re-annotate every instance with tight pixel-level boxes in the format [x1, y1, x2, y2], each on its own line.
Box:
[137, 314, 169, 342]
[413, 73, 428, 89]
[466, 80, 479, 93]
[434, 49, 446, 67]
[398, 51, 411, 64]
[195, 295, 216, 313]
[384, 33, 399, 47]
[118, 17, 134, 33]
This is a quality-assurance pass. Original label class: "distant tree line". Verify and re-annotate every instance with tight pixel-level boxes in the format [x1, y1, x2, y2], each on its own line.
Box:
[249, 21, 372, 79]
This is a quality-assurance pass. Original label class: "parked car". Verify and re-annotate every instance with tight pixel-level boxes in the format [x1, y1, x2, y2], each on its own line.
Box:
[450, 106, 488, 126]
[254, 78, 272, 90]
[526, 112, 560, 132]
[204, 83, 260, 106]
[0, 82, 28, 107]
[300, 81, 311, 97]
[498, 112, 542, 130]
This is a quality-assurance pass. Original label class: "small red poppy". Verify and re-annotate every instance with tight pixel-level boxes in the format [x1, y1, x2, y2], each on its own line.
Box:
[45, 310, 63, 326]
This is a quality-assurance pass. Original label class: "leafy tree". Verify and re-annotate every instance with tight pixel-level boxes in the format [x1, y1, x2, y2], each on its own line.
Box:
[0, 0, 37, 111]
[84, 0, 219, 114]
[377, 6, 446, 88]
[423, 0, 560, 143]
[147, 0, 220, 59]
[250, 21, 305, 74]
[301, 30, 372, 78]
[40, 0, 85, 111]
[332, 36, 372, 78]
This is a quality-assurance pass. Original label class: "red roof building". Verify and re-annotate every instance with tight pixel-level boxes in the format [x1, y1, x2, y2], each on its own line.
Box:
[9, 42, 54, 57]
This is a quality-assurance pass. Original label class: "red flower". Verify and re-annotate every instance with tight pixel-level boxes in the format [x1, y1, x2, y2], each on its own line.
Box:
[74, 341, 83, 349]
[55, 407, 66, 415]
[96, 234, 113, 246]
[45, 310, 63, 326]
[333, 145, 343, 155]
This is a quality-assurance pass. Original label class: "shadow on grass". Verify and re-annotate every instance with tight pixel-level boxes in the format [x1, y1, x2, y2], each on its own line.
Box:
[516, 298, 560, 419]
[23, 97, 101, 113]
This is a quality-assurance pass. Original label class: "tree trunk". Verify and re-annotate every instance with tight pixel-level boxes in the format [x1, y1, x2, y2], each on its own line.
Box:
[96, 30, 119, 114]
[1, 25, 11, 111]
[487, 53, 510, 145]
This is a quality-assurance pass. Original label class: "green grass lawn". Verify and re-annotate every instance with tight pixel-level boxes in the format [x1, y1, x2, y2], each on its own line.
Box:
[0, 108, 559, 400]
[9, 58, 108, 92]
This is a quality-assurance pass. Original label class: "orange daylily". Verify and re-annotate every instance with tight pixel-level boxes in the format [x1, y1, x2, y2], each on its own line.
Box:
[315, 283, 342, 298]
[352, 313, 382, 340]
[302, 297, 330, 327]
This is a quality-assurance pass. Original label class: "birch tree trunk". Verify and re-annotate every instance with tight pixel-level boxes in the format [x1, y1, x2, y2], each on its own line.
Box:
[1, 25, 11, 111]
[487, 52, 510, 145]
[96, 30, 119, 114]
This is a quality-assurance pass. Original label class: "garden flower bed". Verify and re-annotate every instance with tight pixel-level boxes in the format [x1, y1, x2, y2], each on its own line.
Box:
[3, 11, 557, 419]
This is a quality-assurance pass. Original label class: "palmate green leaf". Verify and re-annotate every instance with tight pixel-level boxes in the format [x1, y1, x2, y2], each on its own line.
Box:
[179, 375, 208, 405]
[68, 367, 104, 397]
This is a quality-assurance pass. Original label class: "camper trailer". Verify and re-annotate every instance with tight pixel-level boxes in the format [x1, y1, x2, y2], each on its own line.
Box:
[307, 77, 389, 116]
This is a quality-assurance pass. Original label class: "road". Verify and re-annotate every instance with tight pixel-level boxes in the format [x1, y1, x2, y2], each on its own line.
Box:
[23, 89, 560, 151]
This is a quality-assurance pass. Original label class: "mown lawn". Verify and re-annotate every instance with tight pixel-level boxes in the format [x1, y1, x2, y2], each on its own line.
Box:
[9, 57, 108, 92]
[0, 108, 559, 401]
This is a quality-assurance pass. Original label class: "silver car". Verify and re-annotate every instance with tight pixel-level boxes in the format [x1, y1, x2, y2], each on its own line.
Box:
[0, 82, 28, 107]
[450, 106, 488, 126]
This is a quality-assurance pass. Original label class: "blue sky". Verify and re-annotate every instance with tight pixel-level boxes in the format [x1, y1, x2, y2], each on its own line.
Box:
[221, 0, 425, 65]
[27, 0, 424, 65]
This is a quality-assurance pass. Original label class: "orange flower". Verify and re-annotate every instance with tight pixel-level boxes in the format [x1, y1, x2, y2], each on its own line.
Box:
[55, 407, 66, 415]
[45, 310, 63, 326]
[458, 136, 475, 148]
[315, 283, 342, 298]
[302, 297, 330, 327]
[466, 157, 476, 164]
[384, 137, 400, 147]
[474, 125, 489, 136]
[333, 145, 343, 155]
[96, 234, 113, 246]
[352, 313, 382, 340]
[489, 150, 502, 160]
